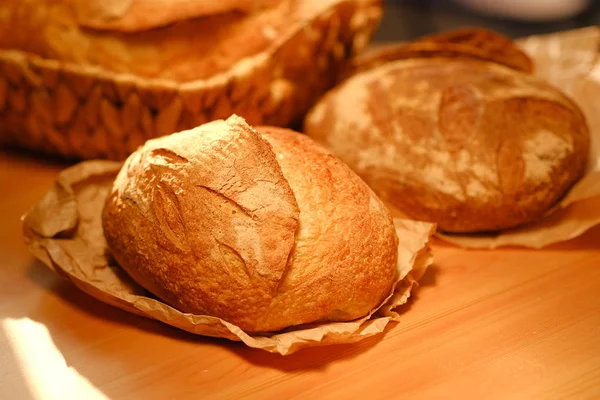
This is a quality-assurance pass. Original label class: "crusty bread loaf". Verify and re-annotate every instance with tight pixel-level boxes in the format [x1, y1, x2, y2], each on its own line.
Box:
[0, 0, 298, 81]
[413, 28, 534, 72]
[340, 28, 534, 81]
[305, 57, 589, 233]
[69, 0, 266, 32]
[102, 115, 398, 332]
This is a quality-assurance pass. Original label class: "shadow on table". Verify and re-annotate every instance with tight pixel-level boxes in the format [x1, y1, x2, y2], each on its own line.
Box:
[229, 331, 388, 372]
[0, 146, 75, 168]
[543, 225, 600, 251]
[418, 263, 439, 288]
[230, 263, 440, 371]
[23, 259, 203, 343]
[429, 225, 600, 252]
[17, 257, 439, 377]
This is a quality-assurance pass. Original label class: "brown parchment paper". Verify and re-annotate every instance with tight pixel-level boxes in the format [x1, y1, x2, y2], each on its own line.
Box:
[438, 27, 600, 249]
[22, 160, 435, 355]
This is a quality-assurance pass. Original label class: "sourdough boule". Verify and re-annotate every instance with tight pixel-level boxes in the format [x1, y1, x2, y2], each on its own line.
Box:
[102, 115, 399, 333]
[305, 55, 589, 232]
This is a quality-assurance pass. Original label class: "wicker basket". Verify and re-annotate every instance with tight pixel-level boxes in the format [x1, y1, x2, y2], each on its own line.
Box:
[0, 0, 382, 160]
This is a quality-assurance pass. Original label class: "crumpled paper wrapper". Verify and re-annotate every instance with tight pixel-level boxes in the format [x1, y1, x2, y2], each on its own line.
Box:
[438, 27, 600, 249]
[22, 160, 435, 355]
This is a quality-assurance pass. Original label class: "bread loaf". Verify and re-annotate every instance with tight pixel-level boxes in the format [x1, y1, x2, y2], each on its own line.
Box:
[0, 0, 303, 81]
[102, 115, 398, 333]
[340, 28, 534, 81]
[0, 0, 383, 159]
[305, 49, 589, 232]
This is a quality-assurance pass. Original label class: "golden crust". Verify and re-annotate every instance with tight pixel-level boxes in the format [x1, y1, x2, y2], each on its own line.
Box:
[414, 28, 534, 73]
[0, 0, 379, 82]
[0, 0, 290, 81]
[257, 126, 398, 329]
[73, 0, 272, 32]
[340, 28, 533, 82]
[102, 116, 398, 332]
[305, 58, 589, 232]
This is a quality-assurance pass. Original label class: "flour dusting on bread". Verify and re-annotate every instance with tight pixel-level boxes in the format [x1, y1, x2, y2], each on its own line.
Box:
[523, 130, 574, 181]
[305, 54, 589, 232]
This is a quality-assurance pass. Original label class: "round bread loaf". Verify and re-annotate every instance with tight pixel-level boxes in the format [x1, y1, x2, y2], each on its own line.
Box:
[305, 58, 589, 232]
[102, 115, 398, 332]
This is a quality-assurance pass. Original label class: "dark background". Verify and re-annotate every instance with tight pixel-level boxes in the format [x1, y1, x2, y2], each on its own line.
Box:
[374, 0, 600, 42]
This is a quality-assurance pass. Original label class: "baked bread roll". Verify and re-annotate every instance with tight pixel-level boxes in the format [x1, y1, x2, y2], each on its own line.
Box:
[0, 0, 382, 160]
[102, 115, 398, 333]
[0, 0, 321, 81]
[305, 36, 589, 232]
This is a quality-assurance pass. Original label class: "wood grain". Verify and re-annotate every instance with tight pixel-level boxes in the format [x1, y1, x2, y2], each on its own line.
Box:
[0, 149, 599, 400]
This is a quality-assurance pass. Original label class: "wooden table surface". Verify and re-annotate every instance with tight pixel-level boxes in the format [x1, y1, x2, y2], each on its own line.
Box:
[1, 148, 599, 400]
